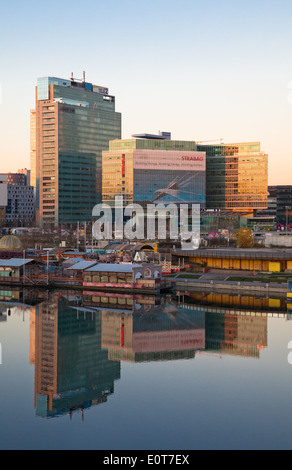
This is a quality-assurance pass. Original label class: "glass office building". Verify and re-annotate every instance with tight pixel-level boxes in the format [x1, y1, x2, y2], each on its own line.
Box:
[102, 138, 206, 208]
[262, 185, 292, 224]
[197, 142, 268, 212]
[31, 74, 121, 227]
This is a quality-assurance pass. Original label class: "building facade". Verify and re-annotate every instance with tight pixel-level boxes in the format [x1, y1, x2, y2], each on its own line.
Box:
[198, 142, 268, 212]
[5, 169, 31, 186]
[102, 137, 206, 208]
[256, 185, 292, 227]
[31, 74, 121, 228]
[273, 186, 292, 225]
[0, 172, 35, 227]
[30, 110, 36, 189]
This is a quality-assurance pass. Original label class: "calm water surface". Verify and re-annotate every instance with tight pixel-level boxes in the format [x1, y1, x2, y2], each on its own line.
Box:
[1, 288, 292, 450]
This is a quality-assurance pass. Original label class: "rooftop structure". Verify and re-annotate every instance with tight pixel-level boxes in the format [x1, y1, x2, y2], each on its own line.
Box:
[131, 131, 171, 140]
[0, 258, 34, 268]
[85, 263, 143, 273]
[0, 234, 22, 251]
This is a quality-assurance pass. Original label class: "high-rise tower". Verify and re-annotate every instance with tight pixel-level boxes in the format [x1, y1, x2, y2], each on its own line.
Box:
[31, 73, 121, 228]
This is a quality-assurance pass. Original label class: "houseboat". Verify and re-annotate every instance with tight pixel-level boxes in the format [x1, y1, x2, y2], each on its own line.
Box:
[81, 263, 164, 293]
[66, 261, 174, 293]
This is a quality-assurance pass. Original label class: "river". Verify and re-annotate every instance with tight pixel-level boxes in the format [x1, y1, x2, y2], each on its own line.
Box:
[0, 287, 291, 450]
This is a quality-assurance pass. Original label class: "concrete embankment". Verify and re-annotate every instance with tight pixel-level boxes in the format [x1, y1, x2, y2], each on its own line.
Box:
[175, 278, 287, 294]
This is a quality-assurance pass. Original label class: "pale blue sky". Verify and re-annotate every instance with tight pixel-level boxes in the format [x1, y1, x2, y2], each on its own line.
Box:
[0, 0, 292, 183]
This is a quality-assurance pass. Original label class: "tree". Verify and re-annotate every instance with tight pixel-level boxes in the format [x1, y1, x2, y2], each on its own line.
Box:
[236, 227, 254, 248]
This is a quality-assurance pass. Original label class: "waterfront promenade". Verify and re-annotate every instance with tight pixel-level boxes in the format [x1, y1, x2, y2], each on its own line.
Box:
[0, 270, 287, 296]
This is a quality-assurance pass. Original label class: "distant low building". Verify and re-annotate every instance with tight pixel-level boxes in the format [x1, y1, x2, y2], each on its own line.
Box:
[0, 171, 35, 227]
[272, 186, 292, 225]
[256, 185, 292, 227]
[0, 258, 35, 281]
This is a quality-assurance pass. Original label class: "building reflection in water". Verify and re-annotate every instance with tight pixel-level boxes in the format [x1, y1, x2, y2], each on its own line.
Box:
[177, 292, 275, 358]
[1, 288, 283, 420]
[34, 292, 120, 419]
[98, 296, 205, 363]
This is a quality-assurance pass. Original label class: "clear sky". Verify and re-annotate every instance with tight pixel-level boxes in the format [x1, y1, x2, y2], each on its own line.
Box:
[0, 0, 292, 184]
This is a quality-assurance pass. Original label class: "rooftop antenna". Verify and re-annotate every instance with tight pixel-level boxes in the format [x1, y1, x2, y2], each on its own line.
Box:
[70, 72, 74, 82]
[82, 71, 86, 83]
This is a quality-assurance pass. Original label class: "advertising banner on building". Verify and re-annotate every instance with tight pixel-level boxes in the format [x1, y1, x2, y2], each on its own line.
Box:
[133, 149, 206, 171]
[133, 150, 206, 205]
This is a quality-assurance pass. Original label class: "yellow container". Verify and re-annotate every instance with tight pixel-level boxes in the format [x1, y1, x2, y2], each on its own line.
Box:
[269, 298, 281, 308]
[269, 262, 281, 272]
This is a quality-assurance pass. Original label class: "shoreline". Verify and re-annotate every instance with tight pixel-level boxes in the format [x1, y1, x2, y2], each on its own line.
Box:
[175, 277, 287, 294]
[0, 279, 173, 295]
[0, 276, 288, 295]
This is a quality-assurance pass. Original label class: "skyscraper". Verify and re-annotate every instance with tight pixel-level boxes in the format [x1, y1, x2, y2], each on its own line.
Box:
[31, 73, 121, 228]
